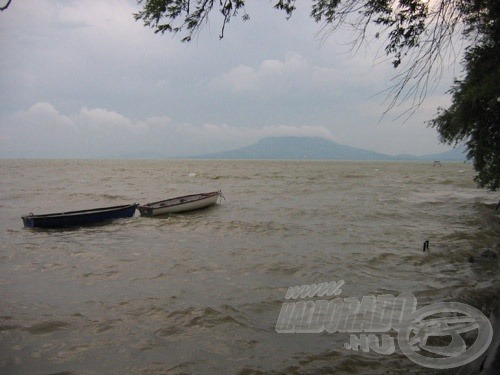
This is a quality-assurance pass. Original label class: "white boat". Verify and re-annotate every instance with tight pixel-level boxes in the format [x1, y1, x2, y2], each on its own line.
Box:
[138, 191, 222, 216]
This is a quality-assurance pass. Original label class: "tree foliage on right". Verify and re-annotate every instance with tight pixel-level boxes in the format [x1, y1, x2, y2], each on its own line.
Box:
[429, 0, 500, 190]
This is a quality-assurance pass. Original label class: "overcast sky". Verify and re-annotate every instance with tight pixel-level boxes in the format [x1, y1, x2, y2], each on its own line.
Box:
[0, 0, 463, 158]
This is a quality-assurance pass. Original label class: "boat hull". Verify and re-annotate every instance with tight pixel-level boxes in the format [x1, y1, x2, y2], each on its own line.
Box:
[22, 204, 137, 228]
[138, 191, 221, 216]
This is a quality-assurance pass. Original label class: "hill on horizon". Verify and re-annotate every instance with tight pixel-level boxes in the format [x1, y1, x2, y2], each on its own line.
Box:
[192, 136, 467, 161]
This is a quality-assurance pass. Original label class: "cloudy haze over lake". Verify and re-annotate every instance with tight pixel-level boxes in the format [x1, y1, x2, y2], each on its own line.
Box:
[0, 0, 462, 158]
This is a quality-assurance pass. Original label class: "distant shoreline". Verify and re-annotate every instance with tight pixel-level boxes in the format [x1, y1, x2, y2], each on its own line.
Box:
[0, 157, 471, 163]
[0, 136, 468, 162]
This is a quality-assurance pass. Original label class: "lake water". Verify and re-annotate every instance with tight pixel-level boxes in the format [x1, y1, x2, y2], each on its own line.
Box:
[0, 159, 499, 374]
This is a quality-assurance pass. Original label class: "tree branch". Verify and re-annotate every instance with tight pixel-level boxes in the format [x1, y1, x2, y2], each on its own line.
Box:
[0, 0, 12, 11]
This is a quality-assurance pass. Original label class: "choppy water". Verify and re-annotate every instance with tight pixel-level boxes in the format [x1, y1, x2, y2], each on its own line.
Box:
[0, 159, 499, 375]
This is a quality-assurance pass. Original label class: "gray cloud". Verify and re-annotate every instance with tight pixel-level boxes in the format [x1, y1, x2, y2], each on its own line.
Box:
[0, 0, 457, 158]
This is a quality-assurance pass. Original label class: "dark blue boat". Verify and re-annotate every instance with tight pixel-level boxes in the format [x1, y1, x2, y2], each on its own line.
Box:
[22, 204, 138, 228]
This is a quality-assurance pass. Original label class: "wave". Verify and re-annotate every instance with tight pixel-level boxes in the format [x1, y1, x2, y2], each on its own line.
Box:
[154, 305, 252, 340]
[66, 192, 133, 201]
[24, 320, 70, 335]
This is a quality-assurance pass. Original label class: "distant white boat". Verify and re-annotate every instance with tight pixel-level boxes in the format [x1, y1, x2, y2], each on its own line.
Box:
[138, 191, 222, 217]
